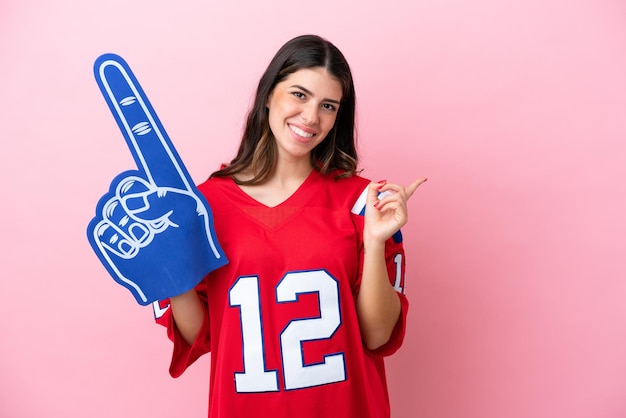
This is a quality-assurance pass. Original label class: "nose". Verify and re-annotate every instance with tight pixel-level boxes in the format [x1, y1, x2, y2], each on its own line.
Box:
[300, 103, 319, 125]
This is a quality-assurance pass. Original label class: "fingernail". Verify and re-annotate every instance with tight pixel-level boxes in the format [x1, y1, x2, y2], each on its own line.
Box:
[375, 180, 386, 190]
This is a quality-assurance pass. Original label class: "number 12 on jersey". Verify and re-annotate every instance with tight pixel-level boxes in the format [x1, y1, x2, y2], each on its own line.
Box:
[229, 270, 346, 393]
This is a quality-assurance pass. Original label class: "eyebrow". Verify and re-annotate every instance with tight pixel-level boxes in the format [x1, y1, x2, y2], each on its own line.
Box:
[290, 84, 341, 105]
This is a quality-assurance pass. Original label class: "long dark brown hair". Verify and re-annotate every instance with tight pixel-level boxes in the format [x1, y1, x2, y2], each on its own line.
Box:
[211, 34, 358, 184]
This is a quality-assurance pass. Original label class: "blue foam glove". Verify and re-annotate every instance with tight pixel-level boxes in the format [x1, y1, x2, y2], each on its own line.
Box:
[87, 54, 227, 305]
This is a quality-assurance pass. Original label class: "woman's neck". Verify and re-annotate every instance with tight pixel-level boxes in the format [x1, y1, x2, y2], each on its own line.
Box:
[235, 159, 314, 207]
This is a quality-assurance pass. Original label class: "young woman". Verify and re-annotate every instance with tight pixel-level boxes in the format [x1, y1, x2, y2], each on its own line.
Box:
[156, 34, 425, 418]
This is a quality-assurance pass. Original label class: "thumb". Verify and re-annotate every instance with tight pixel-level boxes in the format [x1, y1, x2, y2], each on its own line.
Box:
[117, 176, 173, 222]
[367, 180, 385, 205]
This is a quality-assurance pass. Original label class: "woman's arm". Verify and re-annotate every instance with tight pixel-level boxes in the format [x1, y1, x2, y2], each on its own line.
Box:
[356, 178, 426, 350]
[169, 288, 205, 346]
[356, 237, 402, 350]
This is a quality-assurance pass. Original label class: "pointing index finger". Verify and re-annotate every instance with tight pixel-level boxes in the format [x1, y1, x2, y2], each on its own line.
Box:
[405, 177, 428, 199]
[94, 54, 192, 190]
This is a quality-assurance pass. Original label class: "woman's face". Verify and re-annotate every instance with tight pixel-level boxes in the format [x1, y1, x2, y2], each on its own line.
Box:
[266, 67, 343, 163]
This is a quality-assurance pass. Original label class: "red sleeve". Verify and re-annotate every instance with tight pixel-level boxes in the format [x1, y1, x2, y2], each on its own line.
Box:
[154, 279, 212, 378]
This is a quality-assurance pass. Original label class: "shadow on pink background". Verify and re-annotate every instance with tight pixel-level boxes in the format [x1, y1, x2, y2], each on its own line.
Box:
[1, 1, 625, 417]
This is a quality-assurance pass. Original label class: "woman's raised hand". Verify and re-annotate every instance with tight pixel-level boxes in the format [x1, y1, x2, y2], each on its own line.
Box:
[363, 178, 427, 243]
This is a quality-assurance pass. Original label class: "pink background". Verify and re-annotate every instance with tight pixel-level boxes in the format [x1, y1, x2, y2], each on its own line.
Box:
[2, 1, 625, 417]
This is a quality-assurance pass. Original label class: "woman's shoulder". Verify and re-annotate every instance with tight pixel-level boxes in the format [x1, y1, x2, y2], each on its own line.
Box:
[197, 174, 228, 190]
[195, 174, 239, 204]
[320, 169, 371, 189]
[316, 170, 371, 213]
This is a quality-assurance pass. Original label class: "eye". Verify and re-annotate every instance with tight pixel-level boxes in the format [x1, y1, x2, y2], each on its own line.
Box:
[322, 103, 338, 112]
[291, 91, 305, 99]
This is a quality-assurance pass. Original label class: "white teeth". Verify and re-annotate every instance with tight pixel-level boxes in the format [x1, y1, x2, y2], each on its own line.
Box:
[289, 124, 314, 138]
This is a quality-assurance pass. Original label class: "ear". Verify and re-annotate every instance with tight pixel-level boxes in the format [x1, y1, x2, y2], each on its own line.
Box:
[266, 91, 273, 109]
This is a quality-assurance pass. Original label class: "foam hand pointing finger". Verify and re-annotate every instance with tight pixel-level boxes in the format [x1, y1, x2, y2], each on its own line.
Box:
[87, 54, 228, 306]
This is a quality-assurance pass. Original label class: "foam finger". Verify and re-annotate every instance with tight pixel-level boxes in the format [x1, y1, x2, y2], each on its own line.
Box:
[94, 54, 194, 191]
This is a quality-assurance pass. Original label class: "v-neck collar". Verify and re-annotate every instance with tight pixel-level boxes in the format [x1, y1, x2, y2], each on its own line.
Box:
[230, 168, 321, 209]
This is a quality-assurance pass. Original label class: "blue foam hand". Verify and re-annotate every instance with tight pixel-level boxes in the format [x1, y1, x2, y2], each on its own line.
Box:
[87, 54, 228, 305]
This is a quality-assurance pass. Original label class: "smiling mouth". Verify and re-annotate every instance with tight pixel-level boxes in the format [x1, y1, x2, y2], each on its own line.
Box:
[289, 124, 315, 138]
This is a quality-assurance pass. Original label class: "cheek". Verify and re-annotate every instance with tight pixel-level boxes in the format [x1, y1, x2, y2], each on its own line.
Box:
[267, 113, 281, 137]
[269, 98, 298, 121]
[321, 114, 338, 133]
[267, 102, 285, 128]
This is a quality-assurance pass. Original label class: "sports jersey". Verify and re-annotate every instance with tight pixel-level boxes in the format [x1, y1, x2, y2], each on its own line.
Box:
[155, 169, 409, 418]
